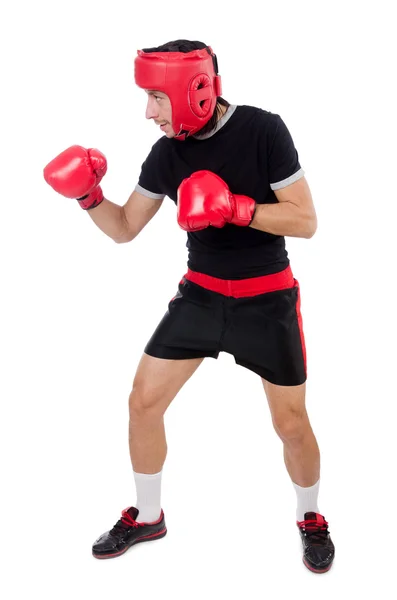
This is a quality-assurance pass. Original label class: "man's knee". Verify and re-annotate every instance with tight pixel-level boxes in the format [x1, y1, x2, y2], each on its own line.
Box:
[128, 378, 165, 420]
[272, 407, 308, 442]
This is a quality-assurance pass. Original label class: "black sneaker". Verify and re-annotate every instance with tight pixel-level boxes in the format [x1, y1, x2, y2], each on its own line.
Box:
[92, 506, 167, 559]
[297, 512, 335, 573]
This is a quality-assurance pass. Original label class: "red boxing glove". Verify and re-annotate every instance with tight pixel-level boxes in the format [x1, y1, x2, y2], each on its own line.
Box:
[177, 170, 256, 231]
[43, 145, 107, 210]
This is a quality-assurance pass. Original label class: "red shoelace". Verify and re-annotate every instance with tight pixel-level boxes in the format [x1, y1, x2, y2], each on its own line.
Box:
[110, 507, 145, 536]
[297, 514, 330, 542]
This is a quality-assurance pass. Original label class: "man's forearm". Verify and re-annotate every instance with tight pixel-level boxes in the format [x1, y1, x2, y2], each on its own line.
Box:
[85, 198, 132, 243]
[249, 202, 317, 238]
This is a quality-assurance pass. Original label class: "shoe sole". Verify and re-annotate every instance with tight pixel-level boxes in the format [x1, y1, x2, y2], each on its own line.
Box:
[303, 556, 334, 574]
[92, 528, 167, 559]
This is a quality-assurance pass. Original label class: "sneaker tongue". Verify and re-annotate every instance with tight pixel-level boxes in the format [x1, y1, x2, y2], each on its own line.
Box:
[304, 512, 324, 527]
[125, 506, 139, 520]
[305, 512, 318, 520]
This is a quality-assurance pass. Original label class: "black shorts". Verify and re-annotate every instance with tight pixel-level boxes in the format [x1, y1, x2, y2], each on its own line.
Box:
[144, 266, 307, 386]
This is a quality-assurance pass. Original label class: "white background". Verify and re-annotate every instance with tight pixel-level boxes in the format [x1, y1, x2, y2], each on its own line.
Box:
[1, 0, 396, 597]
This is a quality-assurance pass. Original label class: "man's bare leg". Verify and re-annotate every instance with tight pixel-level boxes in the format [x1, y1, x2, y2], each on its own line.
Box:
[129, 353, 204, 473]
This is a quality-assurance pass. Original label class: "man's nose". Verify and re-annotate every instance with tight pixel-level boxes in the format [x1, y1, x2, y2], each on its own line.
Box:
[145, 97, 159, 120]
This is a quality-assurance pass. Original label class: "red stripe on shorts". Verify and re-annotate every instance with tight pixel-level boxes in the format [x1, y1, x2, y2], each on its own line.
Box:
[294, 279, 307, 376]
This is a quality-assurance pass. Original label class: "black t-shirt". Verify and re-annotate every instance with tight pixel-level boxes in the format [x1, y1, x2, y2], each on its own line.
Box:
[136, 105, 304, 279]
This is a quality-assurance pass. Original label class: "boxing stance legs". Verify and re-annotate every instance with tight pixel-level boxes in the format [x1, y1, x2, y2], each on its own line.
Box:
[128, 353, 321, 522]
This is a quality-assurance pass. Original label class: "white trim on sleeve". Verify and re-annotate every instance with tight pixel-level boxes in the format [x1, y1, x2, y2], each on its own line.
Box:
[135, 184, 165, 200]
[270, 168, 305, 191]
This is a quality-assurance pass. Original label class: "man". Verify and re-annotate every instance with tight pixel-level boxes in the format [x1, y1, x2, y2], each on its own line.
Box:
[43, 39, 335, 573]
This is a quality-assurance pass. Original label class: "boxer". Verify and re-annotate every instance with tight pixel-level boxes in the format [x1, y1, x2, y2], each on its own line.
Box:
[44, 39, 334, 573]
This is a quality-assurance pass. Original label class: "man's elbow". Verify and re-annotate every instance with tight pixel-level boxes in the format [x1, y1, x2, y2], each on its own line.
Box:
[303, 214, 318, 239]
[114, 232, 136, 244]
[114, 207, 136, 243]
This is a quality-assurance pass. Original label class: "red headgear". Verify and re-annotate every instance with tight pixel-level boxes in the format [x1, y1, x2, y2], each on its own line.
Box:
[134, 47, 222, 141]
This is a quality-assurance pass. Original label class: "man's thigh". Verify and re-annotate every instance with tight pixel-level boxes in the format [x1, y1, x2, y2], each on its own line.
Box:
[130, 352, 205, 414]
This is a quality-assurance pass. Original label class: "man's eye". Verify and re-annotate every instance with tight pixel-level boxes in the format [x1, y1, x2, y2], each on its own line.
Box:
[154, 95, 161, 101]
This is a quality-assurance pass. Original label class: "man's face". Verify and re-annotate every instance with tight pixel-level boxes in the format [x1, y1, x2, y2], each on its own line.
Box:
[145, 90, 176, 137]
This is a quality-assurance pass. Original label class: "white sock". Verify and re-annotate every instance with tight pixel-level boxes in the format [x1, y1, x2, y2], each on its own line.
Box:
[133, 470, 162, 523]
[292, 479, 320, 521]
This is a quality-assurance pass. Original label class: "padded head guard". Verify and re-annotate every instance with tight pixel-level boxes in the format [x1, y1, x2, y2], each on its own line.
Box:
[134, 46, 222, 141]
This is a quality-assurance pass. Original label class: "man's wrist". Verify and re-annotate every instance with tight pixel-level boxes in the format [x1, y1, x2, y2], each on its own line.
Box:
[231, 194, 256, 226]
[77, 186, 104, 210]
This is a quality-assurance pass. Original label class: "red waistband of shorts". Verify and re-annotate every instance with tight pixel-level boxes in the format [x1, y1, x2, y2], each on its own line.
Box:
[183, 266, 294, 298]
